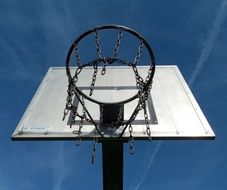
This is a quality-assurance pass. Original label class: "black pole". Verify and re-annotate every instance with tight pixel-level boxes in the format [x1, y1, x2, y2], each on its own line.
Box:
[100, 104, 124, 190]
[102, 142, 123, 190]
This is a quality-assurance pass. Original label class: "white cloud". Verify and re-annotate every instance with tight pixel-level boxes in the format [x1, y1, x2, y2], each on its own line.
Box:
[134, 1, 227, 189]
[189, 0, 227, 86]
[134, 141, 163, 190]
[51, 142, 65, 190]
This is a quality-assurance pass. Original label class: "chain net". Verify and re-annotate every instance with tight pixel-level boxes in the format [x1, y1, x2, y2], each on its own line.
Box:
[63, 25, 155, 163]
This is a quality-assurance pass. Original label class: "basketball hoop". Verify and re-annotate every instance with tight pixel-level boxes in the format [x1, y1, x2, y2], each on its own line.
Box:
[63, 25, 156, 145]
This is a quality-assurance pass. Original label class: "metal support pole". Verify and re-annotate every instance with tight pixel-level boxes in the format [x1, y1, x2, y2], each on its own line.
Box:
[102, 142, 123, 190]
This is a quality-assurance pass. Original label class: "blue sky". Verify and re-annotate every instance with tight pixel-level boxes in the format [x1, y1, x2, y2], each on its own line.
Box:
[1, 0, 227, 189]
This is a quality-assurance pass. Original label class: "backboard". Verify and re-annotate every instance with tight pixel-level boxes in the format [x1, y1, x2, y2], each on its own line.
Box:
[12, 65, 215, 141]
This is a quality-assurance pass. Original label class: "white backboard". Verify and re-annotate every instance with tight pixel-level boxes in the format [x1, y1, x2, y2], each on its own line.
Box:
[12, 66, 215, 140]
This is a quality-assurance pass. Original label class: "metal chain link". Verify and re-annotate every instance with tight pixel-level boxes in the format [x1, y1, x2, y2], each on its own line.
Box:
[91, 132, 98, 164]
[74, 45, 81, 66]
[75, 96, 86, 145]
[95, 30, 102, 59]
[113, 29, 123, 59]
[132, 65, 144, 88]
[145, 64, 154, 83]
[81, 96, 86, 118]
[143, 102, 152, 140]
[89, 64, 98, 96]
[73, 65, 82, 82]
[125, 103, 141, 127]
[91, 140, 97, 164]
[134, 42, 143, 65]
[75, 137, 81, 146]
[62, 108, 69, 121]
[101, 64, 106, 75]
[75, 132, 82, 146]
[78, 96, 85, 131]
[129, 124, 135, 155]
[62, 81, 75, 121]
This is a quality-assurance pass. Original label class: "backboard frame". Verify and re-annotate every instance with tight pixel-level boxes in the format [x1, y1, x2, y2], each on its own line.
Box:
[12, 66, 215, 141]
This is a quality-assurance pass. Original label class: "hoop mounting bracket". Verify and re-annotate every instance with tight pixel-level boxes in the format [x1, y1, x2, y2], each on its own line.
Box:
[100, 104, 124, 130]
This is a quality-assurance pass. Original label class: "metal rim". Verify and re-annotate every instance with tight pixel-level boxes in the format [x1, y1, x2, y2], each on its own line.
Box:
[66, 24, 156, 105]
